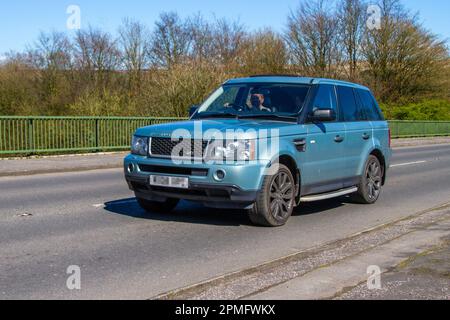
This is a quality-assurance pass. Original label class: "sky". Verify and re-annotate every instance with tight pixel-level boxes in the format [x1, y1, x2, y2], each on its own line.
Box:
[0, 0, 449, 55]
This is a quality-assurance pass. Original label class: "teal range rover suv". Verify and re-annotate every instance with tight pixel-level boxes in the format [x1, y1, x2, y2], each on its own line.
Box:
[124, 76, 391, 227]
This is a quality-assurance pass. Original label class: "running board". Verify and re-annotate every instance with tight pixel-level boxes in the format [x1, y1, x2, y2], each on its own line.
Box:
[300, 187, 358, 203]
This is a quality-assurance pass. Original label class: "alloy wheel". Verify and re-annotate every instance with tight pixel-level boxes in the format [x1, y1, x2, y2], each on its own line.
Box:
[366, 159, 382, 200]
[269, 171, 295, 220]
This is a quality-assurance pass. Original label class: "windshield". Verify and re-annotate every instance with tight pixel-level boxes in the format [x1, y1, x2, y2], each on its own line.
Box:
[194, 83, 310, 120]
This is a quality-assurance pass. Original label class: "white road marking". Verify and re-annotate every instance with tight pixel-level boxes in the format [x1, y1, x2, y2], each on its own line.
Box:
[390, 160, 427, 168]
[92, 204, 105, 208]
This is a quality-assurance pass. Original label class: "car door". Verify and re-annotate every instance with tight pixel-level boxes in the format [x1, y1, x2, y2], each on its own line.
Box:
[303, 84, 346, 195]
[337, 86, 372, 183]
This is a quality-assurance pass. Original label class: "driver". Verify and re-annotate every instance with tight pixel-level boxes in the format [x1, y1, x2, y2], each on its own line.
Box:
[250, 93, 271, 112]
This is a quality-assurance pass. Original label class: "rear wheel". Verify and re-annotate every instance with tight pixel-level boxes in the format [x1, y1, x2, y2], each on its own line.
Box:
[136, 197, 179, 213]
[248, 164, 296, 227]
[353, 155, 383, 204]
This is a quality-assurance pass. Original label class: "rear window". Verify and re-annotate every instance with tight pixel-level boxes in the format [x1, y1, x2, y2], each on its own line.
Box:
[356, 89, 384, 121]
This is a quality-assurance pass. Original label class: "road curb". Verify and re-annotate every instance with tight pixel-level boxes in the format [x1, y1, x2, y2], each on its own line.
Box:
[152, 202, 450, 300]
[0, 165, 123, 178]
[391, 137, 450, 148]
[331, 238, 450, 300]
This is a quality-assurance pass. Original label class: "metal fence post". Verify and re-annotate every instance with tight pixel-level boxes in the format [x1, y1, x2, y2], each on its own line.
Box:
[28, 118, 34, 155]
[95, 118, 100, 151]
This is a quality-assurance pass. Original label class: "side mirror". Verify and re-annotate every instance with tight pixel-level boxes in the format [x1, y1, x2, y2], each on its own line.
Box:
[189, 105, 199, 117]
[309, 108, 336, 122]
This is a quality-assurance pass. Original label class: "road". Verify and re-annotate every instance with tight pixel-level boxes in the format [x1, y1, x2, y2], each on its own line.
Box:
[0, 144, 449, 299]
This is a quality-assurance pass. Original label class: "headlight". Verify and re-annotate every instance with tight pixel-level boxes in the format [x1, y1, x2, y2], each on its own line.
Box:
[131, 136, 149, 156]
[209, 140, 255, 161]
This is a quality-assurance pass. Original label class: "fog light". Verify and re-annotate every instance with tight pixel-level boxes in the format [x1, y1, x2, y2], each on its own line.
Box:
[127, 163, 134, 173]
[214, 170, 226, 181]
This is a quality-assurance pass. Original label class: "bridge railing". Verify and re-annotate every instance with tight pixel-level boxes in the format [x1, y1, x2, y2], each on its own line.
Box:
[0, 116, 183, 156]
[388, 120, 450, 138]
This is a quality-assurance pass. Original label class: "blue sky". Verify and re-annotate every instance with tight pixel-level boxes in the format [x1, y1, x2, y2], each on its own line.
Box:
[0, 0, 449, 54]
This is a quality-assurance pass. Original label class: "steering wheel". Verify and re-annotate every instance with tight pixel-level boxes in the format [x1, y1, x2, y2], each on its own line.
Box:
[232, 104, 244, 112]
[226, 103, 248, 112]
[260, 106, 276, 113]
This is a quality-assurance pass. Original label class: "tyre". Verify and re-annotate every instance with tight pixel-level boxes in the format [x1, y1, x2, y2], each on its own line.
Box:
[136, 197, 179, 213]
[248, 164, 296, 227]
[353, 155, 383, 204]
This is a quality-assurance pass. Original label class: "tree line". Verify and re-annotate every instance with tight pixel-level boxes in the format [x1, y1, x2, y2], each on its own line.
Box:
[0, 0, 449, 119]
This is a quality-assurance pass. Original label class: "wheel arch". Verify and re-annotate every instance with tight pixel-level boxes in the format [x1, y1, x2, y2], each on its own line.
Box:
[273, 154, 301, 202]
[369, 148, 387, 185]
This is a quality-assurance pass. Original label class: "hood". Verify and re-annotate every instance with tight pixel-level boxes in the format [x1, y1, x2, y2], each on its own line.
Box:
[135, 119, 307, 140]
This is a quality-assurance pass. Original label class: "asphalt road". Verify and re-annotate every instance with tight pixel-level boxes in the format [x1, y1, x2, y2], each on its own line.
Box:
[0, 144, 449, 299]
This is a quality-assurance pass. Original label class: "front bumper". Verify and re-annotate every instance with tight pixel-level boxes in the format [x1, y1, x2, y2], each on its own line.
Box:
[124, 154, 270, 208]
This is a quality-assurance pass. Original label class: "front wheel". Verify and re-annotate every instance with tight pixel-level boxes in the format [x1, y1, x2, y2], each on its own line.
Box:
[353, 155, 383, 204]
[248, 164, 296, 227]
[136, 197, 179, 213]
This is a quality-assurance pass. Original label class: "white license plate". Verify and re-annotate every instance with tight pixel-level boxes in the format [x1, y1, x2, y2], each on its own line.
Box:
[149, 175, 189, 189]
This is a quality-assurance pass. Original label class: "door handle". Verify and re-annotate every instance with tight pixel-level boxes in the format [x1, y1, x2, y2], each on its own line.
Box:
[293, 138, 307, 152]
[334, 135, 344, 143]
[362, 133, 371, 140]
[293, 138, 306, 146]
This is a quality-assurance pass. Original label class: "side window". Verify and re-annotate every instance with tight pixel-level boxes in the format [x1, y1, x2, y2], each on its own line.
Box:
[337, 86, 358, 122]
[312, 84, 338, 115]
[356, 89, 383, 121]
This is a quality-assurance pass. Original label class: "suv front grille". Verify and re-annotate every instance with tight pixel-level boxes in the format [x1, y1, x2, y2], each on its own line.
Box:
[138, 164, 208, 177]
[150, 137, 209, 159]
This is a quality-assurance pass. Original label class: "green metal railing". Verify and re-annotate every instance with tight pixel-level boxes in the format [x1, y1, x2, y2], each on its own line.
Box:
[388, 120, 450, 138]
[0, 117, 449, 156]
[0, 116, 183, 156]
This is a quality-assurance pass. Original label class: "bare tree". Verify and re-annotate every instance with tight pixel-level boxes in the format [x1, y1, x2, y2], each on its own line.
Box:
[337, 0, 365, 80]
[27, 31, 73, 71]
[212, 18, 247, 68]
[241, 29, 287, 75]
[285, 0, 340, 77]
[73, 26, 120, 91]
[74, 27, 119, 72]
[362, 0, 448, 101]
[17, 32, 75, 114]
[118, 18, 150, 95]
[150, 12, 190, 68]
[186, 13, 216, 62]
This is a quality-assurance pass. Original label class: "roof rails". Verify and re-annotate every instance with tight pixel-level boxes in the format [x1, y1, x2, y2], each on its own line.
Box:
[245, 75, 368, 89]
[250, 74, 316, 84]
[249, 74, 304, 78]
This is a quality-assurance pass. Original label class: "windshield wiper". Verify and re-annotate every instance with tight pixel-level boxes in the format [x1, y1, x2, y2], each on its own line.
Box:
[195, 112, 238, 119]
[238, 114, 298, 121]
